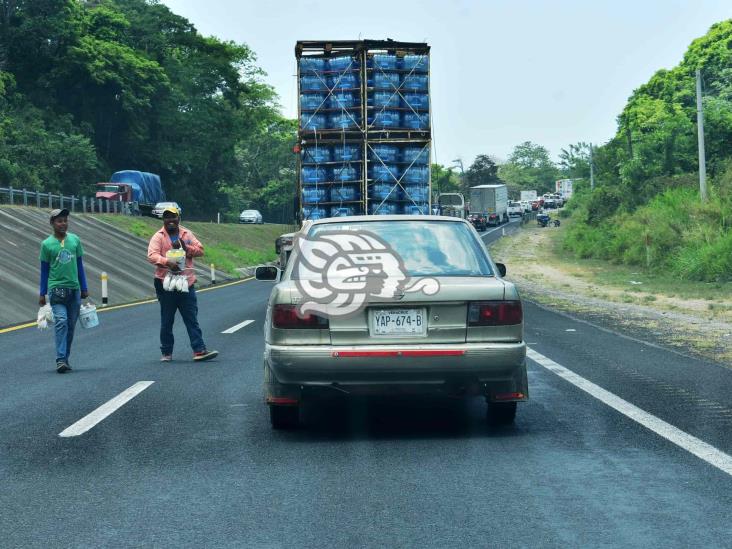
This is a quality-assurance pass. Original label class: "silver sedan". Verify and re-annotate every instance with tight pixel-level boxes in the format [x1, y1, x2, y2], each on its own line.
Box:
[256, 215, 528, 429]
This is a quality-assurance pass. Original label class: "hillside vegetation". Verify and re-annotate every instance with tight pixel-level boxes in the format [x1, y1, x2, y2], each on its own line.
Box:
[96, 214, 292, 275]
[0, 0, 296, 222]
[561, 20, 732, 281]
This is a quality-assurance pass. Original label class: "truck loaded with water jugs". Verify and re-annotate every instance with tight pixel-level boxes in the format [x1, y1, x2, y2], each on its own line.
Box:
[296, 39, 431, 222]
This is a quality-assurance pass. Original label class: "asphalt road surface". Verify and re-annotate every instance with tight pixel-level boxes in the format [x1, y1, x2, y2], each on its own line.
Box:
[2, 220, 731, 548]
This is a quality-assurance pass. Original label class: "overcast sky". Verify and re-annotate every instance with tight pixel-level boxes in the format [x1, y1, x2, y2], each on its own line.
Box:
[161, 0, 730, 167]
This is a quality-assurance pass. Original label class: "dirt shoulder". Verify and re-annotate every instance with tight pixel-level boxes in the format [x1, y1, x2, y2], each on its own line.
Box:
[488, 220, 732, 366]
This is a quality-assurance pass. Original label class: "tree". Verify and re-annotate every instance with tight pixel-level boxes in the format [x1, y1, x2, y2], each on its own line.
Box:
[465, 154, 500, 188]
[498, 141, 558, 195]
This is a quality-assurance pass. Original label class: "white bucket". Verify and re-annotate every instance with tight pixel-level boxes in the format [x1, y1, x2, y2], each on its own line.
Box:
[79, 303, 99, 329]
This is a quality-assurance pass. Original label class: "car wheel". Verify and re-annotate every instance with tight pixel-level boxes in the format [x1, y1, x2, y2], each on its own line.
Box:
[269, 405, 299, 429]
[486, 401, 517, 425]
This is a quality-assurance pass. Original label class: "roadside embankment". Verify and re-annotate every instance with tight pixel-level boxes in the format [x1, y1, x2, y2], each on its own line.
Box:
[0, 206, 290, 327]
[489, 219, 732, 365]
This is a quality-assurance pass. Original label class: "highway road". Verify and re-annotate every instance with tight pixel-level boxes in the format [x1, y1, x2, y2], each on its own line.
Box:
[2, 220, 731, 548]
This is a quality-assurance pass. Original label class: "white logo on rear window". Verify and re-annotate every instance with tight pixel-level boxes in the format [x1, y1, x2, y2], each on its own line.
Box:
[293, 231, 439, 318]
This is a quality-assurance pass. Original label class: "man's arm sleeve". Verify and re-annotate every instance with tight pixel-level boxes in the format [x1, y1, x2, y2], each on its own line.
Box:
[147, 233, 168, 267]
[76, 257, 88, 292]
[40, 261, 50, 296]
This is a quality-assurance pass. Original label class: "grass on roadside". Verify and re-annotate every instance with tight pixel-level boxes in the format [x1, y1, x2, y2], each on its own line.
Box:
[93, 214, 294, 277]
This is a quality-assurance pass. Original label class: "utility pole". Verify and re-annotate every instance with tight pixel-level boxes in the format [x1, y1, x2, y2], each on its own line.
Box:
[589, 143, 595, 191]
[696, 69, 708, 202]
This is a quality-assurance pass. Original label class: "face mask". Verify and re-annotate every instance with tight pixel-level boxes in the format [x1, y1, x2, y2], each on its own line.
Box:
[165, 225, 177, 235]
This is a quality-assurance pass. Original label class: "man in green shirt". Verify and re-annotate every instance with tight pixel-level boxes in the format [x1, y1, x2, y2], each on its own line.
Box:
[39, 209, 89, 373]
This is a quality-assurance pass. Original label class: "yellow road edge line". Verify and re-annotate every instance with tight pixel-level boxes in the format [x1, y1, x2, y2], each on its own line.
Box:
[0, 276, 255, 334]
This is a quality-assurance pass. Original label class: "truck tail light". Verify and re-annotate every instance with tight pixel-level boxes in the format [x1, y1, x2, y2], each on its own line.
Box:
[468, 301, 522, 326]
[273, 304, 329, 329]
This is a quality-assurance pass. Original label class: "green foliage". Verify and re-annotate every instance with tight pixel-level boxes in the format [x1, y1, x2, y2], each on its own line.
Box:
[561, 19, 732, 281]
[498, 141, 558, 197]
[0, 0, 295, 220]
[465, 154, 500, 188]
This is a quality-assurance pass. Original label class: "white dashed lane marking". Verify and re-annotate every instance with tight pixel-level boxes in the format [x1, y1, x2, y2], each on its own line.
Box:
[222, 320, 255, 334]
[527, 348, 732, 477]
[59, 381, 155, 438]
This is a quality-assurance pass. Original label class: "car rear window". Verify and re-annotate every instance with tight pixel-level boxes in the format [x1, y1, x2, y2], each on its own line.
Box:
[306, 220, 493, 277]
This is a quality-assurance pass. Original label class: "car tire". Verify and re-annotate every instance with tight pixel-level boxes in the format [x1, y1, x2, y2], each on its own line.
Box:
[269, 405, 299, 430]
[486, 401, 517, 425]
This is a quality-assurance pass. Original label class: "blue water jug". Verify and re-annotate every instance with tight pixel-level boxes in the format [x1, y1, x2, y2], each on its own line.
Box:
[330, 206, 356, 217]
[300, 75, 328, 91]
[402, 166, 429, 185]
[300, 57, 328, 73]
[370, 90, 400, 108]
[401, 92, 429, 111]
[369, 145, 399, 163]
[369, 109, 401, 129]
[302, 185, 329, 204]
[402, 146, 429, 165]
[302, 206, 327, 220]
[368, 201, 400, 215]
[403, 203, 429, 215]
[329, 73, 359, 90]
[369, 54, 398, 70]
[300, 113, 328, 131]
[301, 166, 329, 184]
[332, 165, 359, 182]
[329, 112, 361, 129]
[300, 93, 327, 111]
[369, 182, 397, 200]
[329, 56, 359, 72]
[372, 72, 400, 90]
[328, 91, 358, 110]
[333, 144, 361, 162]
[403, 184, 429, 202]
[331, 184, 358, 201]
[401, 74, 428, 91]
[401, 55, 429, 73]
[303, 146, 331, 164]
[403, 112, 430, 129]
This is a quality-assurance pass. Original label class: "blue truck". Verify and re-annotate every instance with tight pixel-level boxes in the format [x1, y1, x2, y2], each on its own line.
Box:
[95, 170, 166, 216]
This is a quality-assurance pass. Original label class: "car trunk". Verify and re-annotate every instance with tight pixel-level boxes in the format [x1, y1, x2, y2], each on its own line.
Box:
[327, 276, 506, 345]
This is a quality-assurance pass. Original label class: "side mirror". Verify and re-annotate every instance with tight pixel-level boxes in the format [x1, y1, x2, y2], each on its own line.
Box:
[255, 265, 280, 281]
[495, 262, 507, 277]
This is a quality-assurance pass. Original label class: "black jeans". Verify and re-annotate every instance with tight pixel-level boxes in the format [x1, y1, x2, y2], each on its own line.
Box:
[154, 278, 205, 355]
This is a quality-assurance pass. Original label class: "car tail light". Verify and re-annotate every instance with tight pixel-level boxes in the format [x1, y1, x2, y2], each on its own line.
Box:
[273, 304, 329, 329]
[468, 301, 522, 326]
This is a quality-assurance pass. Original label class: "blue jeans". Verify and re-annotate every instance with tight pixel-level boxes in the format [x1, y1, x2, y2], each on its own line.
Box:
[50, 288, 81, 364]
[154, 278, 206, 355]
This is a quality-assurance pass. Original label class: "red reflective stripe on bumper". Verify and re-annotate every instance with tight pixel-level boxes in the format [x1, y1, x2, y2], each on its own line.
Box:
[266, 397, 299, 405]
[494, 392, 526, 401]
[332, 350, 466, 358]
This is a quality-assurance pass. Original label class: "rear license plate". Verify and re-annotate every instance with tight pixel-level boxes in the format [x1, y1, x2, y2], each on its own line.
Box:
[372, 309, 426, 336]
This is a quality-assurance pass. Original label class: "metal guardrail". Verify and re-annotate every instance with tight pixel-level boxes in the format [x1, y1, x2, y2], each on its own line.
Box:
[0, 186, 134, 214]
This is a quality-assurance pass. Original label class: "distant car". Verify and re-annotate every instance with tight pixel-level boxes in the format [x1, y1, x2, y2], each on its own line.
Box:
[468, 213, 487, 231]
[152, 201, 182, 218]
[507, 201, 524, 217]
[239, 209, 263, 224]
[520, 200, 532, 213]
[255, 215, 528, 429]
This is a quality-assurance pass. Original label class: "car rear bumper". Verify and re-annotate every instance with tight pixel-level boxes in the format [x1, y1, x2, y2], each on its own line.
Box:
[264, 342, 528, 399]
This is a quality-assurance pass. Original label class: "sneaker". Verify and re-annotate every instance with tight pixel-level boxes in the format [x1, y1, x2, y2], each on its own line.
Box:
[160, 354, 173, 362]
[193, 350, 219, 362]
[56, 361, 70, 374]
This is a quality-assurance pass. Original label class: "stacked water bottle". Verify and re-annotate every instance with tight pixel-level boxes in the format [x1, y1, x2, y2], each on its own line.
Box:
[367, 143, 430, 215]
[301, 143, 363, 220]
[366, 53, 429, 130]
[299, 56, 362, 131]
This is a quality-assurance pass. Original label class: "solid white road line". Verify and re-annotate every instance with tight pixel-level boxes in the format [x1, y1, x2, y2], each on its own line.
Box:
[58, 381, 155, 438]
[222, 320, 255, 334]
[527, 348, 732, 477]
